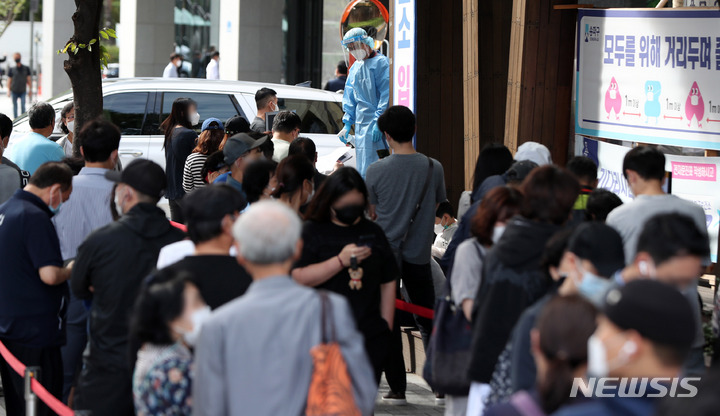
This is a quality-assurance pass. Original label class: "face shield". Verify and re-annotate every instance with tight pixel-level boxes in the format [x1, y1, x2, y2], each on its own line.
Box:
[342, 34, 369, 66]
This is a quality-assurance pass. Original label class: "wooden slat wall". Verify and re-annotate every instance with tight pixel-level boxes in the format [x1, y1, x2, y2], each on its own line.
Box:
[463, 0, 479, 191]
[504, 0, 577, 166]
[463, 0, 514, 190]
[415, 0, 465, 206]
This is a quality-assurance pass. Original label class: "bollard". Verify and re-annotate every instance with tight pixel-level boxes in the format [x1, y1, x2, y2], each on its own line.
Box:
[24, 366, 40, 416]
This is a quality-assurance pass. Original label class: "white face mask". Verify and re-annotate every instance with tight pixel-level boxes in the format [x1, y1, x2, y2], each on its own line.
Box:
[305, 187, 315, 205]
[351, 49, 368, 61]
[586, 334, 635, 378]
[434, 223, 446, 235]
[272, 102, 279, 112]
[586, 335, 609, 378]
[190, 112, 201, 126]
[176, 305, 212, 347]
[492, 225, 506, 244]
[66, 120, 75, 134]
[114, 187, 125, 217]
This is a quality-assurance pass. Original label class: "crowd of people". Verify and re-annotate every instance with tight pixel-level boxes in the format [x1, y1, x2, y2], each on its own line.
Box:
[0, 88, 719, 416]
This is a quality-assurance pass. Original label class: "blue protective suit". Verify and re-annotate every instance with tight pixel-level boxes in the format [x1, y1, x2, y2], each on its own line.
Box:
[342, 52, 390, 177]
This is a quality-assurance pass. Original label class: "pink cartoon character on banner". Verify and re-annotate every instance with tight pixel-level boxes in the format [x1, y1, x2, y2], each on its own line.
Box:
[604, 77, 622, 120]
[685, 81, 705, 128]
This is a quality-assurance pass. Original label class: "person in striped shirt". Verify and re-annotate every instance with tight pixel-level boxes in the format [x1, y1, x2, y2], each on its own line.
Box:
[183, 118, 224, 194]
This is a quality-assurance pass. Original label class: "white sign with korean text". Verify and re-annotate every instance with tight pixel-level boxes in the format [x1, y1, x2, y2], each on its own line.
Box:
[392, 0, 416, 113]
[576, 9, 720, 150]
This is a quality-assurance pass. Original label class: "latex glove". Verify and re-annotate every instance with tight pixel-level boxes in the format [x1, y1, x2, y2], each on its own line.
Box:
[371, 123, 382, 143]
[337, 122, 353, 145]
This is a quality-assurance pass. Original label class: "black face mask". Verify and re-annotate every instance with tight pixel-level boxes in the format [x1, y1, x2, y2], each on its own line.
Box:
[14, 59, 20, 64]
[333, 204, 365, 225]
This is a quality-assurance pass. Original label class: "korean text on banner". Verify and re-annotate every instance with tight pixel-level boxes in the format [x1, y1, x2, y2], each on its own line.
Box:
[575, 9, 720, 150]
[393, 0, 416, 113]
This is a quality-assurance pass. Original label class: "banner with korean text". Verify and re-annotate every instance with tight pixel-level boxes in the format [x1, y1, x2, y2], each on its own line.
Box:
[392, 0, 416, 113]
[576, 9, 720, 150]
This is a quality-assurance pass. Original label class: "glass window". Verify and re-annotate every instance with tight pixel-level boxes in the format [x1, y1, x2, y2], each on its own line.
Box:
[102, 92, 150, 135]
[161, 92, 242, 128]
[277, 98, 344, 135]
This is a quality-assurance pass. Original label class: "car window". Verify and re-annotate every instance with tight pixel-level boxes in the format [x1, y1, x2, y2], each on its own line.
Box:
[277, 98, 343, 135]
[103, 92, 150, 135]
[161, 92, 241, 128]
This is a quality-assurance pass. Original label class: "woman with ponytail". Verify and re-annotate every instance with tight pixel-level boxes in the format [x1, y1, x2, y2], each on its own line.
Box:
[272, 155, 315, 214]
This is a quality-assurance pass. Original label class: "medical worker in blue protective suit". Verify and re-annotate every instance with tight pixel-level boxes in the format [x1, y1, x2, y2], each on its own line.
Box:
[338, 28, 390, 178]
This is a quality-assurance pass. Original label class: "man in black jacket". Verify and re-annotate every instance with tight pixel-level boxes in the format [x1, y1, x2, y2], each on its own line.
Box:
[71, 160, 185, 415]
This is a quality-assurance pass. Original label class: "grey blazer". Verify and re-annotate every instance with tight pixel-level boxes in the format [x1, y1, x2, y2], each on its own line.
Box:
[192, 275, 377, 416]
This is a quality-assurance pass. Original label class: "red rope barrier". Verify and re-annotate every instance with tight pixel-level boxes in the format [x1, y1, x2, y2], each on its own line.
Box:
[0, 340, 74, 416]
[395, 299, 435, 320]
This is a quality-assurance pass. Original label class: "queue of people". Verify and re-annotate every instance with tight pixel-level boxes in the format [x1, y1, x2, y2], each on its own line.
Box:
[0, 90, 719, 416]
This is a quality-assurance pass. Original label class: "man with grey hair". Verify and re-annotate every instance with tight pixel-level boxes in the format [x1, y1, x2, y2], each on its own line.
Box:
[193, 200, 377, 416]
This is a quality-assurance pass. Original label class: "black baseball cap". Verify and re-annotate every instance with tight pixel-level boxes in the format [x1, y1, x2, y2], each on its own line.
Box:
[603, 280, 695, 349]
[223, 133, 267, 166]
[225, 116, 250, 136]
[105, 159, 166, 199]
[568, 222, 625, 277]
[506, 160, 538, 184]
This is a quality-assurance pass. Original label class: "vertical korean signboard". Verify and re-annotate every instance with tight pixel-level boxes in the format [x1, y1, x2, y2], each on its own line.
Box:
[392, 0, 416, 113]
[576, 9, 720, 150]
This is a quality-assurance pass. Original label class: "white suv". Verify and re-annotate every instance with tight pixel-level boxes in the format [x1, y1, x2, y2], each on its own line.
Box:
[9, 78, 355, 173]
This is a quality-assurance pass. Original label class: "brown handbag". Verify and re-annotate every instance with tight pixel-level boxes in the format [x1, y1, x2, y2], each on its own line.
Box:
[305, 291, 361, 416]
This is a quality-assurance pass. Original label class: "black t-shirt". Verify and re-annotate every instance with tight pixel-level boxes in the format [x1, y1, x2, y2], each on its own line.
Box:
[295, 219, 398, 338]
[167, 255, 252, 310]
[165, 127, 197, 200]
[8, 65, 30, 93]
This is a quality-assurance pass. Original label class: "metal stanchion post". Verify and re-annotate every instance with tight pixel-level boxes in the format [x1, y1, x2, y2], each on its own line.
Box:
[24, 366, 40, 416]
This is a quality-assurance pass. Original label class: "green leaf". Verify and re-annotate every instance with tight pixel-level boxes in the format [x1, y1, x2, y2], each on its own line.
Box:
[70, 43, 77, 53]
[89, 39, 97, 45]
[99, 31, 109, 40]
[107, 28, 116, 38]
[73, 48, 79, 55]
[61, 43, 71, 53]
[78, 44, 86, 48]
[88, 45, 92, 52]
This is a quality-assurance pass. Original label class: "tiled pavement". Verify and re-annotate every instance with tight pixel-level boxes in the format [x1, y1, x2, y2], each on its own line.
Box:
[375, 374, 444, 416]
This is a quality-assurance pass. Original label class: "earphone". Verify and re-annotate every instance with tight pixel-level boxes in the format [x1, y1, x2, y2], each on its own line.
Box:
[621, 341, 637, 355]
[638, 261, 649, 276]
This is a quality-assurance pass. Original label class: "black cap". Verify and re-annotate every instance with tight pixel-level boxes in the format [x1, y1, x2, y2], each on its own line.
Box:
[568, 222, 625, 277]
[183, 184, 248, 240]
[223, 133, 268, 166]
[603, 280, 695, 349]
[225, 115, 250, 135]
[105, 159, 166, 199]
[506, 160, 538, 184]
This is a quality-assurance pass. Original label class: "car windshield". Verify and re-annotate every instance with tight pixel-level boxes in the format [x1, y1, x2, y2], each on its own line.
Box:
[276, 98, 344, 135]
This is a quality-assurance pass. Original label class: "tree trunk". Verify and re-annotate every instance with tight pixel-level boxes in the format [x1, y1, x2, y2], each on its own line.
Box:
[64, 0, 103, 157]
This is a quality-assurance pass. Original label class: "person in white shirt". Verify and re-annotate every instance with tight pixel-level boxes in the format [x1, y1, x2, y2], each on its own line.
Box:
[605, 146, 707, 263]
[270, 111, 301, 163]
[205, 51, 219, 80]
[163, 53, 182, 78]
[432, 200, 458, 260]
